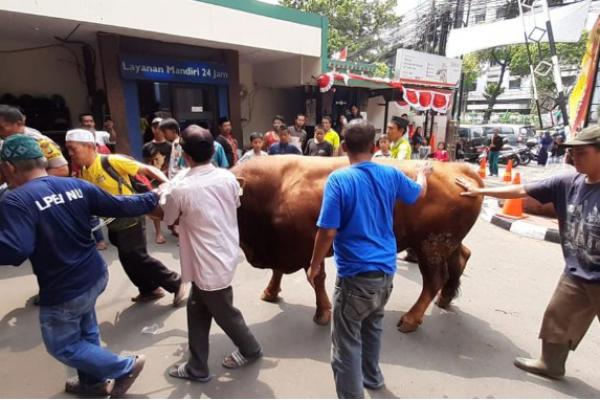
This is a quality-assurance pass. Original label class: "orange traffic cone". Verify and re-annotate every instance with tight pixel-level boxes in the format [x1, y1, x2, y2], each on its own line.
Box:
[479, 157, 487, 178]
[503, 159, 513, 182]
[501, 172, 524, 219]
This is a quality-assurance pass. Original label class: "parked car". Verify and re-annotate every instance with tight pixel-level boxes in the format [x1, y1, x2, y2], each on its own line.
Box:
[482, 124, 535, 145]
[457, 125, 487, 161]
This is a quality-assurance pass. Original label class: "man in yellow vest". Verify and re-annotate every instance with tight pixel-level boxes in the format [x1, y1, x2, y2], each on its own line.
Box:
[387, 116, 412, 160]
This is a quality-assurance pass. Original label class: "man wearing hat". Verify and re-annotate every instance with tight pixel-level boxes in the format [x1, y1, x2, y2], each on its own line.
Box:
[456, 125, 600, 380]
[65, 129, 185, 305]
[0, 104, 69, 180]
[0, 134, 159, 396]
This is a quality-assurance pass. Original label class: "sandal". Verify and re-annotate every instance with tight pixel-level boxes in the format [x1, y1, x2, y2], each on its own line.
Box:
[168, 363, 212, 382]
[131, 288, 165, 302]
[222, 349, 263, 369]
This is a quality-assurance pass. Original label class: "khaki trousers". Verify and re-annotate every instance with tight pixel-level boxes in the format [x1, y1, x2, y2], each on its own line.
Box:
[540, 273, 600, 350]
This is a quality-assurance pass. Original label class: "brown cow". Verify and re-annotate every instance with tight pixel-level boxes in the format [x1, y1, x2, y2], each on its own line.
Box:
[232, 155, 483, 332]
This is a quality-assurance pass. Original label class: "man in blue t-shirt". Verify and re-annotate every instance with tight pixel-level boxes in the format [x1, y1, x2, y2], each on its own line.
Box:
[456, 125, 600, 381]
[307, 120, 431, 398]
[0, 135, 157, 397]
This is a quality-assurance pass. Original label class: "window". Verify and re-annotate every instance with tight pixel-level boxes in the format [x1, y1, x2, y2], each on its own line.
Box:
[509, 77, 521, 89]
[474, 11, 486, 23]
[496, 8, 506, 19]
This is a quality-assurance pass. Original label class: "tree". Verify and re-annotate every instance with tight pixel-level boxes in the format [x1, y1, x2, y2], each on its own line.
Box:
[478, 46, 518, 123]
[280, 0, 401, 63]
[509, 32, 588, 113]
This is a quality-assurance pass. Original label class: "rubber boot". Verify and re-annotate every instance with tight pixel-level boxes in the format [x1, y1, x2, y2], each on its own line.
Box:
[514, 341, 569, 379]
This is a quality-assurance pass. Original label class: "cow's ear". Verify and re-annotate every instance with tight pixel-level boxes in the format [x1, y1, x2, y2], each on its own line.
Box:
[236, 177, 246, 189]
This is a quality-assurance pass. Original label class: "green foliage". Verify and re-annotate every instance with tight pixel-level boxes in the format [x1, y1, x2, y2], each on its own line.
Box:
[280, 0, 401, 63]
[462, 53, 480, 90]
[373, 62, 390, 78]
[483, 82, 505, 100]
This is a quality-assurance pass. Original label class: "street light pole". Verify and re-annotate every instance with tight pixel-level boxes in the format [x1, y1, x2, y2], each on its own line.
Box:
[517, 0, 544, 129]
[541, 0, 570, 128]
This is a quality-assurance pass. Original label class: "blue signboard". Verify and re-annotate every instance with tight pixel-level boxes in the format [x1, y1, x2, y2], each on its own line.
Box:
[120, 54, 229, 84]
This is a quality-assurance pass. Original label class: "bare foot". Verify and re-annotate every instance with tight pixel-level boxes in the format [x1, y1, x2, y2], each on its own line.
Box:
[155, 234, 166, 245]
[96, 241, 108, 251]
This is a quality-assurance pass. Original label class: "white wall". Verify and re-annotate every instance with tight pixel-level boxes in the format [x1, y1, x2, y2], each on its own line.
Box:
[3, 0, 322, 58]
[240, 62, 304, 147]
[0, 37, 96, 125]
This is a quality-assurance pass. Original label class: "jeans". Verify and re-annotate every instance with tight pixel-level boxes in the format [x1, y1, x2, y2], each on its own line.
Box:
[108, 218, 181, 295]
[489, 151, 499, 176]
[39, 271, 134, 386]
[331, 273, 393, 399]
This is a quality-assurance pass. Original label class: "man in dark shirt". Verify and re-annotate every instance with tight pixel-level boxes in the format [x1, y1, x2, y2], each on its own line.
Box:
[289, 113, 308, 152]
[456, 125, 600, 380]
[216, 117, 238, 166]
[305, 124, 333, 157]
[488, 130, 504, 177]
[268, 125, 302, 156]
[0, 135, 155, 397]
[142, 117, 171, 244]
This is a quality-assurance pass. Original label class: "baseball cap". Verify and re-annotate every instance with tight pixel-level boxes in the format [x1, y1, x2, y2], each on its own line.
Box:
[65, 129, 95, 144]
[0, 134, 44, 162]
[563, 126, 600, 147]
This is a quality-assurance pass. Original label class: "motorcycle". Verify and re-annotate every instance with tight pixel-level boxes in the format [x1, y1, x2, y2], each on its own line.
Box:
[478, 145, 522, 167]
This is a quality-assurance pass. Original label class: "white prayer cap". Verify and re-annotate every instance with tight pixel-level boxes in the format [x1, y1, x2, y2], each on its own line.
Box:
[65, 129, 95, 144]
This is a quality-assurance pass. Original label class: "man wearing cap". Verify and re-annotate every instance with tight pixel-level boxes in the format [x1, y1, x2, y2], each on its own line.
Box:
[456, 125, 600, 380]
[65, 129, 185, 305]
[0, 104, 69, 179]
[0, 134, 156, 397]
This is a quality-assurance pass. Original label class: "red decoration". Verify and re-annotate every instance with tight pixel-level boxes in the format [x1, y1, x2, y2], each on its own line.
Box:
[419, 91, 433, 108]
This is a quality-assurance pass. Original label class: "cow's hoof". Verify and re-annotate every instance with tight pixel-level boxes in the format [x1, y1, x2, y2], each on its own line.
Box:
[397, 316, 420, 333]
[435, 297, 452, 310]
[260, 289, 281, 303]
[313, 309, 331, 325]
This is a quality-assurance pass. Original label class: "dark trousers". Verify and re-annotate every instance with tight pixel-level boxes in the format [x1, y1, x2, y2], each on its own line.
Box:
[108, 219, 180, 295]
[185, 283, 261, 378]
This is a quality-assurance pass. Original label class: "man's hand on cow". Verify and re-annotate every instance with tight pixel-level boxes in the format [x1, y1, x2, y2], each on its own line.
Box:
[455, 177, 481, 197]
[417, 161, 433, 178]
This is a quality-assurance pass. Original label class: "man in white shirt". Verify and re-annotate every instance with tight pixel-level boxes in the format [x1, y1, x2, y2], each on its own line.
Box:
[161, 125, 262, 382]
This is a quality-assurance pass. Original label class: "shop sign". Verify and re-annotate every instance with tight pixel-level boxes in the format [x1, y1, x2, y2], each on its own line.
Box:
[120, 54, 229, 84]
[394, 49, 461, 86]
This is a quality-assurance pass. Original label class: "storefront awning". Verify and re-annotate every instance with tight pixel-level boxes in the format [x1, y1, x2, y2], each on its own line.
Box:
[316, 72, 455, 113]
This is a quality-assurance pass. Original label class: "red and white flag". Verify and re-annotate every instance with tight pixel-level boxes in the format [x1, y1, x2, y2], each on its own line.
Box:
[331, 47, 347, 62]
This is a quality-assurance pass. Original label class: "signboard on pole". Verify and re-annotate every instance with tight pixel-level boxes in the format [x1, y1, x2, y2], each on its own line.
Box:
[394, 49, 462, 86]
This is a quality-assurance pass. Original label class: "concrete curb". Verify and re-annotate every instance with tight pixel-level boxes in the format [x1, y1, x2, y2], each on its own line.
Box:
[480, 199, 560, 244]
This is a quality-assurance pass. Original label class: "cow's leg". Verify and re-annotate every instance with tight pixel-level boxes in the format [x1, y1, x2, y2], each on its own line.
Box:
[260, 270, 283, 303]
[436, 244, 471, 309]
[312, 262, 332, 326]
[397, 249, 449, 333]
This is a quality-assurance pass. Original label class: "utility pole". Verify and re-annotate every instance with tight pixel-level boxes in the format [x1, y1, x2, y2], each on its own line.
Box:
[542, 0, 570, 128]
[517, 0, 544, 129]
[452, 0, 472, 123]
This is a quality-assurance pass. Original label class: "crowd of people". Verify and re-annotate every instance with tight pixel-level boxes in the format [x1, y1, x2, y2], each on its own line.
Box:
[1, 101, 599, 399]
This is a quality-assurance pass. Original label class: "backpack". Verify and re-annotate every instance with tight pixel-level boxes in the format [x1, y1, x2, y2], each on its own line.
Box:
[99, 155, 153, 195]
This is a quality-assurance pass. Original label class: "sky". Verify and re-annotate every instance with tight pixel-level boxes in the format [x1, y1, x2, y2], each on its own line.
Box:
[256, 0, 421, 16]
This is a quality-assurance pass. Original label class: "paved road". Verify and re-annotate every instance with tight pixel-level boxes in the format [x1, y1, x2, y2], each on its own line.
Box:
[1, 218, 599, 398]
